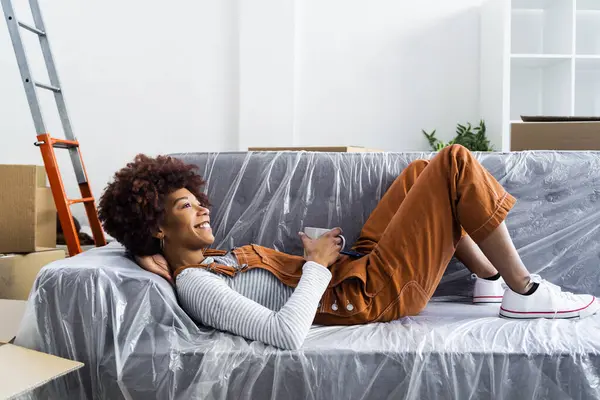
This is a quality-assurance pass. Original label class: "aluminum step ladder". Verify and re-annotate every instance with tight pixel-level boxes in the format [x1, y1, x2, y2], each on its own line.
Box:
[2, 0, 106, 256]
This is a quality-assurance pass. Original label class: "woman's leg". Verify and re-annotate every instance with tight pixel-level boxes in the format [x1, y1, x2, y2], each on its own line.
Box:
[478, 221, 532, 293]
[351, 159, 430, 255]
[356, 147, 528, 294]
[353, 159, 501, 281]
[454, 234, 498, 279]
[357, 144, 519, 318]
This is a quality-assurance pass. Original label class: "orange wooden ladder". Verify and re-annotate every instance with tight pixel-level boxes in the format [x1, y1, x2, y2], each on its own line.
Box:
[2, 0, 106, 256]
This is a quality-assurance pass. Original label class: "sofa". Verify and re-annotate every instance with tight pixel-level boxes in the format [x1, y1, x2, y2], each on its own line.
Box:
[14, 149, 600, 399]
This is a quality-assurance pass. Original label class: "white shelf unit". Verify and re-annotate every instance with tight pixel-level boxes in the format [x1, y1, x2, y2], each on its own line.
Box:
[480, 0, 600, 151]
[575, 57, 600, 115]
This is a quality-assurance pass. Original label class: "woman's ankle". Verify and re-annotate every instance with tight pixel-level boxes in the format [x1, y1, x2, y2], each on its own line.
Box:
[481, 272, 501, 281]
[508, 275, 538, 295]
[521, 278, 540, 296]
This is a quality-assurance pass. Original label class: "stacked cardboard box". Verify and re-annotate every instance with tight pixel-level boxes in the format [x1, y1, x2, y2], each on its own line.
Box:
[511, 122, 600, 151]
[0, 165, 65, 300]
[0, 165, 56, 253]
[0, 250, 65, 300]
[0, 165, 82, 397]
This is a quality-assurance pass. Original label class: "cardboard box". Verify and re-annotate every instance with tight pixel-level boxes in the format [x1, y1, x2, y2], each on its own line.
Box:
[0, 249, 65, 300]
[511, 122, 600, 151]
[248, 146, 383, 152]
[0, 165, 57, 253]
[0, 299, 83, 400]
[0, 299, 26, 342]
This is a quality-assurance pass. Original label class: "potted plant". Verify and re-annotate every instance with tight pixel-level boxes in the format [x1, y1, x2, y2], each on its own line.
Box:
[422, 120, 494, 152]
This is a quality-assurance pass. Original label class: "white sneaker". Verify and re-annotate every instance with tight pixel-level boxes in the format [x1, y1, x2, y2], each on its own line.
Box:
[499, 275, 600, 320]
[472, 273, 505, 304]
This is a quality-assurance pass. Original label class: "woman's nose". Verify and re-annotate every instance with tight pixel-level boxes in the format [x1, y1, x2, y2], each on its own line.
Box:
[196, 205, 210, 215]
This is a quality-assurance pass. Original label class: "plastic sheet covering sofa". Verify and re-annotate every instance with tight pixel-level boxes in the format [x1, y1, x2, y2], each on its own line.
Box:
[13, 149, 600, 400]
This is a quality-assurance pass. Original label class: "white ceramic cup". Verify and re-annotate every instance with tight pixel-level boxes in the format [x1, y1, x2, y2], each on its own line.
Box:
[302, 227, 346, 257]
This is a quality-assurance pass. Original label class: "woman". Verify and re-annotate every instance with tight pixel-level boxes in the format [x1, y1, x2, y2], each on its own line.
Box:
[98, 145, 599, 350]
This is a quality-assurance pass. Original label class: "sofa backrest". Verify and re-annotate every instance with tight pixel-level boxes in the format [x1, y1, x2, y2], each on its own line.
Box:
[172, 150, 600, 297]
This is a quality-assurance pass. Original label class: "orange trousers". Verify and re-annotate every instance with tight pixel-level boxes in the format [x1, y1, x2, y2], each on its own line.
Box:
[312, 144, 516, 324]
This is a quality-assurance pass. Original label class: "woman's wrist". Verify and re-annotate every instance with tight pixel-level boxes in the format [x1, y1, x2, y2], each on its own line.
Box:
[303, 261, 333, 279]
[306, 256, 327, 267]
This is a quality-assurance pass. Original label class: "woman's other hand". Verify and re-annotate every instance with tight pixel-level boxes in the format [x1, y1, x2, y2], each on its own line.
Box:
[135, 253, 173, 284]
[299, 227, 343, 267]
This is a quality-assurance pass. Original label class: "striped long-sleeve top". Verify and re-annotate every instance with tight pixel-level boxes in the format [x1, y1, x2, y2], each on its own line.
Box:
[176, 252, 332, 350]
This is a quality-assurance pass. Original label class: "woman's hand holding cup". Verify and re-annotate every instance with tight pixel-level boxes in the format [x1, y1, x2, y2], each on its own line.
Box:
[299, 227, 345, 267]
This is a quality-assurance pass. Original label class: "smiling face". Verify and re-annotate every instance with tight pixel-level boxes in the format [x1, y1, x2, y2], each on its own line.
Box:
[157, 188, 215, 250]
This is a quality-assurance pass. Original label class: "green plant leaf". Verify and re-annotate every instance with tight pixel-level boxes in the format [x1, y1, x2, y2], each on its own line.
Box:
[422, 128, 441, 151]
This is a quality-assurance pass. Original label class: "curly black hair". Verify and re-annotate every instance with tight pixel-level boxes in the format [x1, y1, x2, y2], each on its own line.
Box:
[98, 154, 210, 255]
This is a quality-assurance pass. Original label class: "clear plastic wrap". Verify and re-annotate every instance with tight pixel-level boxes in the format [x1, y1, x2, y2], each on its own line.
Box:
[14, 150, 600, 399]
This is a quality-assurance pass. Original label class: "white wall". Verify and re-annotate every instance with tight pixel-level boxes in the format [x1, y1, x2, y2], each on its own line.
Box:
[0, 0, 486, 222]
[237, 0, 296, 150]
[0, 0, 239, 220]
[236, 0, 487, 152]
[293, 0, 487, 151]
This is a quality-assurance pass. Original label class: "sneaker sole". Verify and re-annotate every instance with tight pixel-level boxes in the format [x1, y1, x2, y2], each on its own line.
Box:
[473, 296, 503, 304]
[499, 297, 600, 320]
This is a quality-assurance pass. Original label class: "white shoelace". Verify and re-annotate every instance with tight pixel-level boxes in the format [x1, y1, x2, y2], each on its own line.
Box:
[529, 274, 584, 318]
[531, 274, 580, 301]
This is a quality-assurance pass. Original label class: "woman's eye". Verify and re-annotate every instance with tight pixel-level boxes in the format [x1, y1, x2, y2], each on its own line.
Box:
[182, 203, 191, 208]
